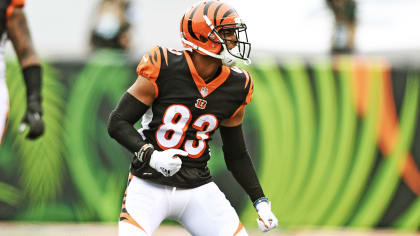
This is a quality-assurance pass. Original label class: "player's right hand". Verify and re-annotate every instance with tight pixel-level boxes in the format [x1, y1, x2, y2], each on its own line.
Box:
[19, 101, 45, 140]
[149, 149, 187, 177]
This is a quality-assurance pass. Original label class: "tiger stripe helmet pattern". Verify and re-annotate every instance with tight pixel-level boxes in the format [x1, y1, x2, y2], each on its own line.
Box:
[180, 1, 251, 65]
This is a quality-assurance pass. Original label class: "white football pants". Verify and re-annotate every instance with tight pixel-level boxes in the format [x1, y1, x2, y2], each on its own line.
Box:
[119, 174, 248, 236]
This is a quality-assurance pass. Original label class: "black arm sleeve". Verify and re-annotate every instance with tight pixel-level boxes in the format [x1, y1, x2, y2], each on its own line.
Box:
[107, 92, 151, 157]
[22, 65, 42, 111]
[220, 124, 265, 203]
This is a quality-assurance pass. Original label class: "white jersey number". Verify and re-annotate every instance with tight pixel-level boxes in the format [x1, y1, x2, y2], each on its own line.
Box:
[155, 105, 218, 158]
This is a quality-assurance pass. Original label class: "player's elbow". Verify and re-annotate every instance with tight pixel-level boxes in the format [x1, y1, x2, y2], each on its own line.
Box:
[107, 110, 123, 139]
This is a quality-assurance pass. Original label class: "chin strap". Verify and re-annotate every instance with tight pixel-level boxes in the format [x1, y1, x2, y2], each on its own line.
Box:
[181, 37, 222, 59]
[181, 37, 237, 66]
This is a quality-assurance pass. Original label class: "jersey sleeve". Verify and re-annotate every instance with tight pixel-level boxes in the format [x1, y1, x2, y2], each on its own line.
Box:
[136, 46, 168, 98]
[243, 70, 254, 105]
[12, 0, 25, 6]
[229, 69, 254, 118]
[136, 46, 163, 80]
[6, 0, 25, 19]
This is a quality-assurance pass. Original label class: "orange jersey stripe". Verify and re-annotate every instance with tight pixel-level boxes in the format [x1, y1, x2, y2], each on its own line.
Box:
[162, 48, 168, 66]
[137, 46, 162, 98]
[184, 50, 230, 98]
[230, 104, 244, 119]
[245, 78, 254, 105]
[137, 46, 162, 80]
[243, 70, 250, 89]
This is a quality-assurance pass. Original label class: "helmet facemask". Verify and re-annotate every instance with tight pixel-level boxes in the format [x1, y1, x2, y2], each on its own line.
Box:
[203, 15, 251, 66]
[210, 23, 251, 65]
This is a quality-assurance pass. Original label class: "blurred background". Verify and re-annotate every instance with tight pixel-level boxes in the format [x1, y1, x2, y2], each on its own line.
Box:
[1, 0, 420, 235]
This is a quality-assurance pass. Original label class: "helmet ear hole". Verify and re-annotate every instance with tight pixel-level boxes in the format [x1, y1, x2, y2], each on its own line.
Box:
[199, 35, 208, 43]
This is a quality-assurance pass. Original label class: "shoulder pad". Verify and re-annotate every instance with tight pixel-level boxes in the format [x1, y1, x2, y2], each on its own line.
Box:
[11, 0, 25, 7]
[6, 0, 25, 19]
[136, 46, 169, 80]
[232, 67, 253, 105]
[244, 70, 253, 105]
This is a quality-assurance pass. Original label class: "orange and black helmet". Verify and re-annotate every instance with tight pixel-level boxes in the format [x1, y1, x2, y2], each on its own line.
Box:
[180, 1, 251, 64]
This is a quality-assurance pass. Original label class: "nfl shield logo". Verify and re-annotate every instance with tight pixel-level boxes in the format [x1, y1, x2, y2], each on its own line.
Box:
[200, 87, 209, 97]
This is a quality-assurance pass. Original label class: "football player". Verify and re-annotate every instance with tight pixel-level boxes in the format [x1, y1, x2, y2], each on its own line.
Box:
[108, 1, 278, 235]
[0, 0, 44, 144]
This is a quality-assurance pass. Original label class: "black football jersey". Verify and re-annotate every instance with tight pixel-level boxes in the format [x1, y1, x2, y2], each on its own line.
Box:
[130, 46, 254, 188]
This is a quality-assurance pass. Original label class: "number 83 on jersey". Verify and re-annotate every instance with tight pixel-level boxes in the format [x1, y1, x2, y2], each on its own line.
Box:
[155, 104, 218, 158]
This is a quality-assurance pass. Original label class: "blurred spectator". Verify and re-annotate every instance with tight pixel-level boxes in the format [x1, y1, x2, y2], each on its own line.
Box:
[327, 0, 357, 54]
[90, 0, 132, 51]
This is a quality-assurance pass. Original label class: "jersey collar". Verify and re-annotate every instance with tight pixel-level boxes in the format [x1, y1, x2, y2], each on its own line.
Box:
[184, 51, 230, 98]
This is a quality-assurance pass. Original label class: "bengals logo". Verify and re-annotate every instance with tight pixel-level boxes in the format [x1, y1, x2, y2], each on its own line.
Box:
[195, 99, 207, 110]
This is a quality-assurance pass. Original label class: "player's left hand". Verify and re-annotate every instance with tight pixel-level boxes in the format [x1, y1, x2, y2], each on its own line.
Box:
[255, 198, 278, 232]
[20, 101, 44, 139]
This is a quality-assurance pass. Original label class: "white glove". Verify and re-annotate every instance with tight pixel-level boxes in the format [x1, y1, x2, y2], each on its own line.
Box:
[149, 149, 188, 177]
[255, 199, 278, 232]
